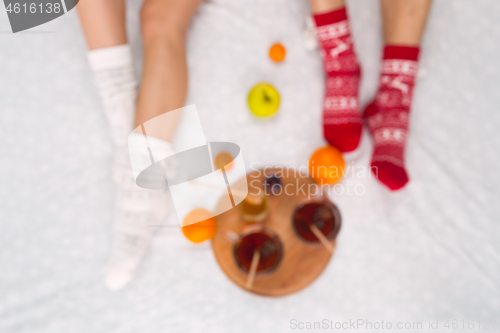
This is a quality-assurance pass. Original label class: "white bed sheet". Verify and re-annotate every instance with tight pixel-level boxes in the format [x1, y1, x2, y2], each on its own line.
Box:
[1, 0, 500, 332]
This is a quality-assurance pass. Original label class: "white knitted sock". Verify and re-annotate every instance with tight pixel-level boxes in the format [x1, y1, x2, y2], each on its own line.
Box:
[88, 45, 170, 290]
[88, 44, 136, 147]
[107, 139, 170, 290]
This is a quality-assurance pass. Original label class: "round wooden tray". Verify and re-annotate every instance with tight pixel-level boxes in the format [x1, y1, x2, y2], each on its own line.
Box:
[211, 168, 339, 297]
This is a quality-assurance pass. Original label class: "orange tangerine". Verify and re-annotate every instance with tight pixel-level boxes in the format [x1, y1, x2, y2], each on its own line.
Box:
[182, 208, 217, 243]
[309, 146, 345, 185]
[269, 43, 286, 62]
[214, 151, 234, 171]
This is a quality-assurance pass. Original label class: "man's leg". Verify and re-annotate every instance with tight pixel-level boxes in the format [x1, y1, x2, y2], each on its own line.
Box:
[309, 0, 363, 152]
[381, 0, 433, 46]
[365, 0, 433, 190]
[309, 0, 345, 13]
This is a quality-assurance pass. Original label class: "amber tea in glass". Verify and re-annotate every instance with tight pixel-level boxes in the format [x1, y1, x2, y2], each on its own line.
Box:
[292, 200, 341, 243]
[233, 225, 283, 274]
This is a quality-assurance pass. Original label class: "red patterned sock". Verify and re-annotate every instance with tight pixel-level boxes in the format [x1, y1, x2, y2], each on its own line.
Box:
[364, 46, 420, 190]
[313, 7, 362, 152]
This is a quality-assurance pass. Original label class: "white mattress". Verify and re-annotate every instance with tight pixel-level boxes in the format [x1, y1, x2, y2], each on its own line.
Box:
[1, 0, 499, 332]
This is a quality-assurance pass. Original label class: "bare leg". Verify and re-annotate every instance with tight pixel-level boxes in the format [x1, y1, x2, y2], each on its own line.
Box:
[308, 0, 345, 14]
[381, 0, 433, 46]
[78, 0, 203, 142]
[77, 0, 127, 50]
[136, 0, 204, 142]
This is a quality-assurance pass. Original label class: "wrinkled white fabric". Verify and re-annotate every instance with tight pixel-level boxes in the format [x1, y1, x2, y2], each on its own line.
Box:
[1, 0, 499, 332]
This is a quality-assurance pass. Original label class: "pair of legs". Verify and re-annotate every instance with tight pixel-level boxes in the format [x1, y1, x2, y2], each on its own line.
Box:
[78, 0, 203, 289]
[80, 0, 432, 139]
[308, 0, 432, 190]
[309, 0, 432, 46]
[78, 0, 203, 141]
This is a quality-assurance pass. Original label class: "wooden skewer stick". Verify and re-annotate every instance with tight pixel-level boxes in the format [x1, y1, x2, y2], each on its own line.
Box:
[189, 179, 247, 198]
[309, 224, 334, 254]
[245, 249, 261, 290]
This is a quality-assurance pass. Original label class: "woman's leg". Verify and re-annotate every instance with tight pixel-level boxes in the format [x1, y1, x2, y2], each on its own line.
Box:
[308, 0, 363, 152]
[381, 0, 433, 46]
[78, 0, 134, 146]
[78, 0, 157, 291]
[79, 0, 204, 142]
[136, 0, 204, 142]
[77, 0, 127, 50]
[364, 0, 433, 191]
[77, 0, 204, 290]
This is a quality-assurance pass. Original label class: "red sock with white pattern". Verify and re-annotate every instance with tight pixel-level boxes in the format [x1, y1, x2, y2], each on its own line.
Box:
[364, 46, 420, 190]
[313, 7, 362, 152]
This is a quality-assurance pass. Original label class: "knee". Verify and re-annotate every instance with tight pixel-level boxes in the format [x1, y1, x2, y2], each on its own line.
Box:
[140, 0, 188, 42]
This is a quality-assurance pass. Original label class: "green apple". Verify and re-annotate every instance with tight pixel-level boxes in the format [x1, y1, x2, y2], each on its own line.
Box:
[248, 83, 280, 118]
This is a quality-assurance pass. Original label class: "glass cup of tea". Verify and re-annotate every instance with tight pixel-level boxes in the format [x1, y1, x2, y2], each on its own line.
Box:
[292, 199, 341, 244]
[233, 224, 283, 275]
